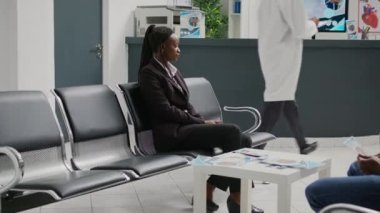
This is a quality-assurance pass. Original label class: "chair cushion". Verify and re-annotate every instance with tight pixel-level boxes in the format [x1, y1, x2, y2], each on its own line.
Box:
[16, 170, 128, 198]
[166, 150, 214, 158]
[91, 155, 188, 177]
[246, 132, 276, 148]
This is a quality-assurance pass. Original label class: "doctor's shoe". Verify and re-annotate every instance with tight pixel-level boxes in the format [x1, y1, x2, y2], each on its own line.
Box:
[227, 196, 264, 213]
[300, 141, 318, 155]
[207, 199, 219, 212]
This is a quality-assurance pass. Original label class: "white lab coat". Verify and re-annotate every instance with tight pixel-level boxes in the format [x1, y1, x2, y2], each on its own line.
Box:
[258, 0, 317, 101]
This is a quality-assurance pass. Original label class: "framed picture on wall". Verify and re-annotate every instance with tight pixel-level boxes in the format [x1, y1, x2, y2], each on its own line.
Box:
[358, 0, 380, 33]
[304, 0, 349, 32]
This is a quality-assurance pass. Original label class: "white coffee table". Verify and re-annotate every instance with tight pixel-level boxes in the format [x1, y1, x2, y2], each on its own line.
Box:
[193, 149, 331, 213]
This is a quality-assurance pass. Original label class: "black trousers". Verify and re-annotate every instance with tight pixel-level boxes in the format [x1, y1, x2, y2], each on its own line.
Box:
[258, 101, 307, 149]
[173, 123, 252, 193]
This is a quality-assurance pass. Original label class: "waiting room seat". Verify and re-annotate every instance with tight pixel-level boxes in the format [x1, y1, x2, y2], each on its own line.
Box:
[320, 203, 379, 213]
[53, 85, 188, 179]
[184, 78, 276, 146]
[118, 77, 275, 157]
[118, 81, 218, 158]
[0, 91, 129, 213]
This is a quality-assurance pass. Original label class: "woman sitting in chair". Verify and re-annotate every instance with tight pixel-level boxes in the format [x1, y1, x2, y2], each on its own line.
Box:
[138, 24, 263, 213]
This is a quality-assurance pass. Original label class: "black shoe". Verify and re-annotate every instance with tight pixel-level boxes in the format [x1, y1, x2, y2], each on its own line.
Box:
[300, 141, 318, 155]
[191, 196, 219, 212]
[226, 196, 264, 213]
[207, 199, 219, 212]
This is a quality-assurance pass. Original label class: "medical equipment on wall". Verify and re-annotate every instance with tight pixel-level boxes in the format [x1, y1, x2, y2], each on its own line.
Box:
[135, 6, 205, 38]
[167, 0, 192, 7]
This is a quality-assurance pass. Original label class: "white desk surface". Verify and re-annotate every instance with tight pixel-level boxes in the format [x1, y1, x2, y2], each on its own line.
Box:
[193, 148, 332, 184]
[193, 148, 332, 213]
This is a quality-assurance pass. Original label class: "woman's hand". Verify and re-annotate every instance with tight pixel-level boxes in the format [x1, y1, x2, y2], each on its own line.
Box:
[357, 154, 380, 174]
[204, 120, 223, 125]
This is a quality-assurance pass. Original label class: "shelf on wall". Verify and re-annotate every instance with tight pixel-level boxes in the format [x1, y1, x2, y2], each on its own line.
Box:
[228, 0, 242, 38]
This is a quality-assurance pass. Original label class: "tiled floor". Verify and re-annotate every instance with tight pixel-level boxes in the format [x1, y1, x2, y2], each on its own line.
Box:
[20, 135, 379, 213]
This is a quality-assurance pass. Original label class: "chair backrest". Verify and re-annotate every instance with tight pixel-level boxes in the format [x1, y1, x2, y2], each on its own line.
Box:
[53, 85, 132, 170]
[119, 82, 151, 133]
[0, 92, 62, 152]
[119, 77, 222, 155]
[118, 83, 154, 155]
[184, 78, 222, 121]
[0, 91, 68, 182]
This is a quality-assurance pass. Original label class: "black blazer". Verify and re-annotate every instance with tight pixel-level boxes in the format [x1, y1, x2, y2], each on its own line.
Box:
[138, 59, 204, 151]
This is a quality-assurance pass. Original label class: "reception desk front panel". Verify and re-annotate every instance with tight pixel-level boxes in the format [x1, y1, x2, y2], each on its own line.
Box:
[126, 38, 379, 137]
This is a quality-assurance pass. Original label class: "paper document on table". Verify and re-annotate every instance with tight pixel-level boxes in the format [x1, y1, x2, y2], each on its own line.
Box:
[342, 136, 367, 155]
[206, 153, 255, 166]
[261, 158, 323, 169]
[232, 148, 268, 160]
[191, 153, 255, 167]
[191, 155, 212, 166]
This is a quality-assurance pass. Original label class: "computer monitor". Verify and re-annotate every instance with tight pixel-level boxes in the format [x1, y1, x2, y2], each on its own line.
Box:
[304, 0, 349, 32]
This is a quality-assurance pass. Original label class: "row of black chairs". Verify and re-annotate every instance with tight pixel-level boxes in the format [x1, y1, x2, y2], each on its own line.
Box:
[0, 77, 275, 212]
[121, 78, 275, 158]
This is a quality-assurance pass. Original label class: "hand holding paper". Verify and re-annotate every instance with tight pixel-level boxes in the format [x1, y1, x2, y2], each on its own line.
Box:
[342, 136, 367, 156]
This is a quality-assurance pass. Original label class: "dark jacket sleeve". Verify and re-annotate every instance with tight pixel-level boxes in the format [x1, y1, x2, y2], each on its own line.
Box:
[139, 68, 204, 125]
[174, 71, 203, 119]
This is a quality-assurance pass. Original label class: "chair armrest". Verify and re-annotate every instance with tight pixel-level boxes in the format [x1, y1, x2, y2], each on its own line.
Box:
[223, 106, 262, 134]
[0, 146, 24, 194]
[320, 203, 379, 213]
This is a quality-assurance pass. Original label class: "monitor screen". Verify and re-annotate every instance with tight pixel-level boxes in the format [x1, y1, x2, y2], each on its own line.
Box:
[304, 0, 348, 32]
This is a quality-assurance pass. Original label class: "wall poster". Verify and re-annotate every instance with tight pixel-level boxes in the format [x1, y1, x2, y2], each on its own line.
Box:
[358, 0, 380, 33]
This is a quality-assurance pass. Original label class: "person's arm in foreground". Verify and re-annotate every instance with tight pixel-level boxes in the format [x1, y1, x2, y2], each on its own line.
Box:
[357, 152, 380, 175]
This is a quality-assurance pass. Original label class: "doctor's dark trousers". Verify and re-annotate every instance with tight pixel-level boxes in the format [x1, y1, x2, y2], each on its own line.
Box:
[258, 100, 308, 149]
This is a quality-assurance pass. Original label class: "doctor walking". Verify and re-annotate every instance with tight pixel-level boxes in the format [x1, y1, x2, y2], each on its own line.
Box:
[257, 0, 319, 154]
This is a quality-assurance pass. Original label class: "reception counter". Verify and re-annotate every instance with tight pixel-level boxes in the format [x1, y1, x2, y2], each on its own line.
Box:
[126, 38, 379, 137]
